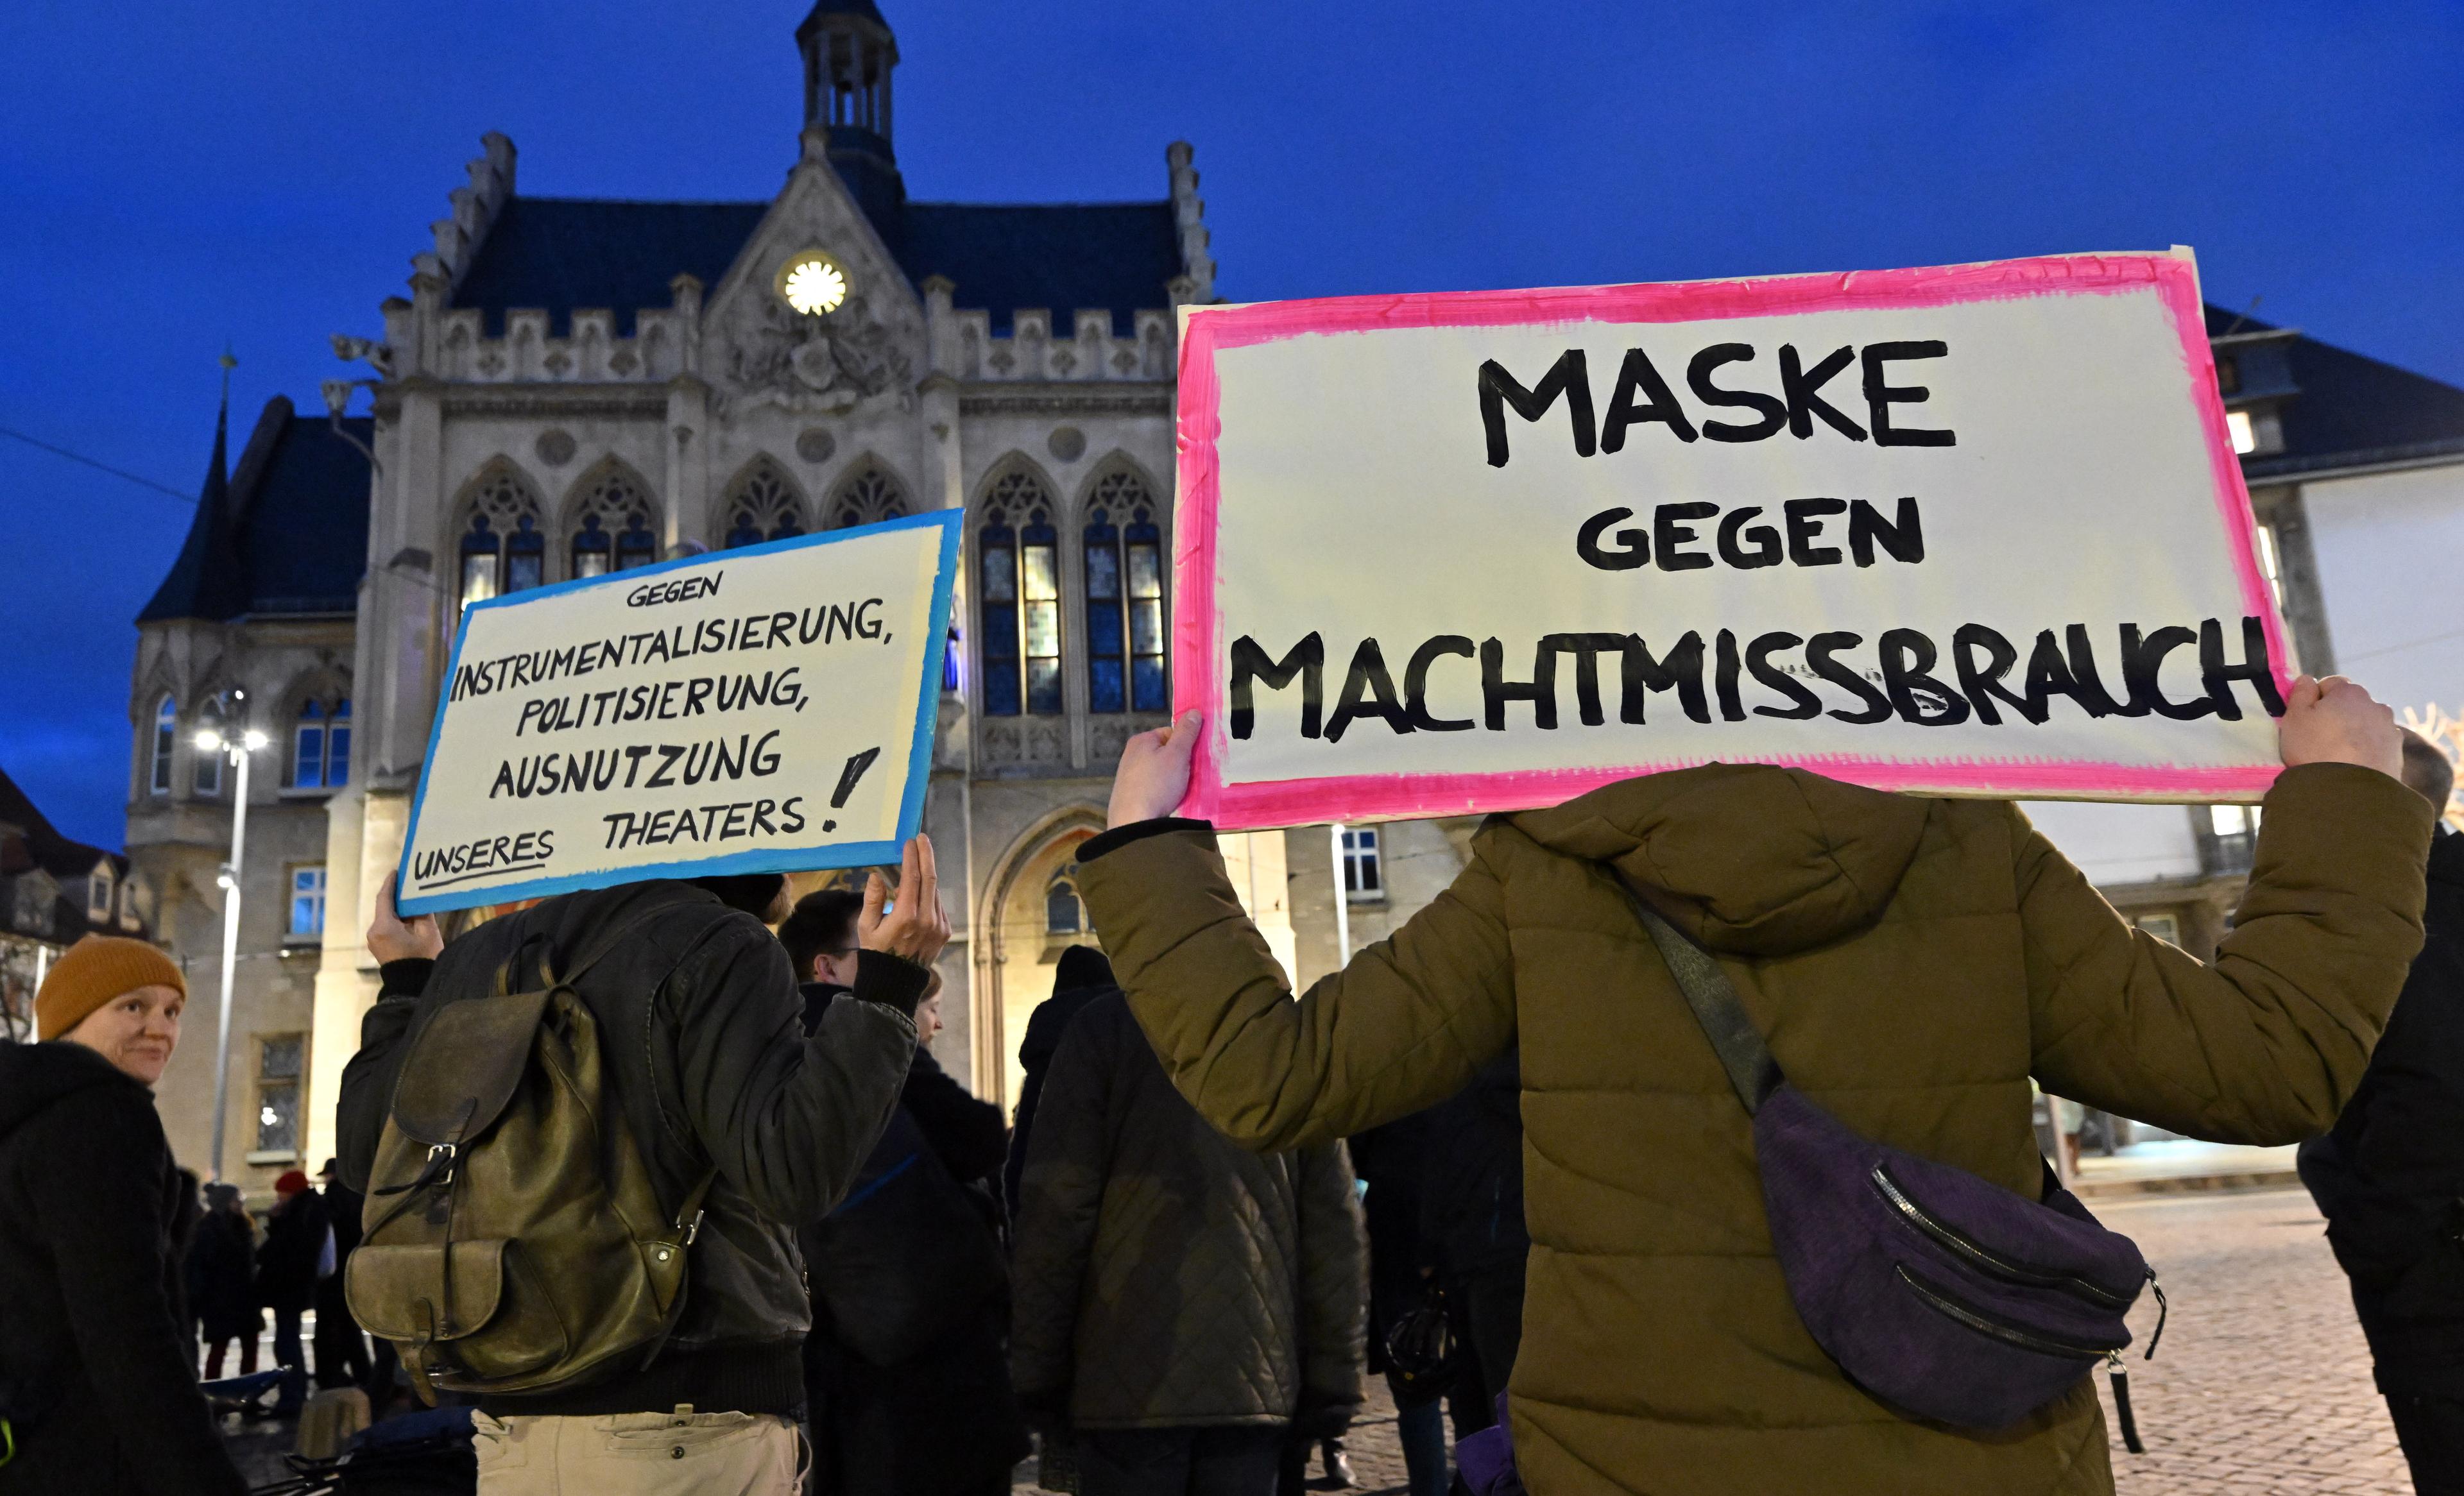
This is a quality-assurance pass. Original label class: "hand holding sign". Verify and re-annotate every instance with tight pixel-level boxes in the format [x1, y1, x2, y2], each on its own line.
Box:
[2277, 675, 2402, 779]
[860, 833, 951, 967]
[1110, 710, 1205, 827]
[366, 871, 444, 965]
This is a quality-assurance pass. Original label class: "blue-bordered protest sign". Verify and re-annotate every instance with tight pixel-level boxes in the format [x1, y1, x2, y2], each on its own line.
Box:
[395, 509, 961, 915]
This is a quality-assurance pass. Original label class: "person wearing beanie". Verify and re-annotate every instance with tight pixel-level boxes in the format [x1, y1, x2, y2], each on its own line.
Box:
[0, 937, 248, 1495]
[253, 1166, 330, 1408]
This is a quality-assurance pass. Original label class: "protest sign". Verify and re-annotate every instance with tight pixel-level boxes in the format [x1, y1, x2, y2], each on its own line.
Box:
[1170, 250, 2288, 829]
[395, 510, 960, 915]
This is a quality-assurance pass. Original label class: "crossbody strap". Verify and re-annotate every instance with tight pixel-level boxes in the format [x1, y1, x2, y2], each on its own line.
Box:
[1609, 871, 1785, 1115]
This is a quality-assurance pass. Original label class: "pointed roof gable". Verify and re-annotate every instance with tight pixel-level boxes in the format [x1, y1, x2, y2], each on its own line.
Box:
[138, 396, 372, 625]
[137, 393, 250, 624]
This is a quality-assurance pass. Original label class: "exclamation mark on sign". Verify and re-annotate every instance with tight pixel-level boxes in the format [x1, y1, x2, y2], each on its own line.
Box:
[821, 747, 881, 833]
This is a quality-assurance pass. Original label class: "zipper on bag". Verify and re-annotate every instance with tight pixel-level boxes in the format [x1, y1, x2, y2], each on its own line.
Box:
[1870, 1163, 2134, 1309]
[1892, 1264, 2126, 1360]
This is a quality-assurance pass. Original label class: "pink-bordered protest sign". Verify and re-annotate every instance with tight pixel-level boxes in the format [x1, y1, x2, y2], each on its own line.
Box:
[1170, 250, 2288, 828]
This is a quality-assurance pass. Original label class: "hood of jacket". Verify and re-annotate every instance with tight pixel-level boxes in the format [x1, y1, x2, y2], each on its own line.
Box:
[1510, 761, 1928, 956]
[0, 1040, 141, 1143]
[1017, 983, 1113, 1076]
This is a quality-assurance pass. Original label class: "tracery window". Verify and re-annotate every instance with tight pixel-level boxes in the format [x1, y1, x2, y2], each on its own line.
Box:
[150, 696, 176, 795]
[1046, 866, 1084, 935]
[1082, 469, 1167, 713]
[977, 470, 1061, 717]
[721, 459, 807, 549]
[569, 466, 660, 579]
[456, 465, 545, 606]
[830, 463, 909, 529]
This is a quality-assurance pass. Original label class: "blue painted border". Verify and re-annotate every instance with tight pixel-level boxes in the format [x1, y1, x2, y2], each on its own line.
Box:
[395, 509, 964, 916]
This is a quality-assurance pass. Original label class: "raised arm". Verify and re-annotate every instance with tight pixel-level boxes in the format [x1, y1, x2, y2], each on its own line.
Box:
[2026, 676, 2432, 1143]
[1075, 713, 1518, 1152]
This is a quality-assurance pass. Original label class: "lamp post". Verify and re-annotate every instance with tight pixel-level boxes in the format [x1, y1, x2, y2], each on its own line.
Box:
[197, 724, 270, 1182]
[1329, 824, 1351, 967]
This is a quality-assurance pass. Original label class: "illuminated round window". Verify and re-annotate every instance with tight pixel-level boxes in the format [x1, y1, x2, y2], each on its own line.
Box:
[777, 251, 850, 316]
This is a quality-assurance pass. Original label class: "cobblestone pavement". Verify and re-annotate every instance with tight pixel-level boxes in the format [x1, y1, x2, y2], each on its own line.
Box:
[221, 1189, 2398, 1493]
[2098, 1186, 2404, 1494]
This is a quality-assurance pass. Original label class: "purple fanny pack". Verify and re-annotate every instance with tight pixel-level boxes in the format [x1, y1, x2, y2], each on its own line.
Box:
[1617, 876, 2164, 1436]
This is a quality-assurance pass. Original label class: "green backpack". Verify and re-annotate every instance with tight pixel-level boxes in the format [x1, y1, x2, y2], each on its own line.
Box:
[345, 915, 714, 1400]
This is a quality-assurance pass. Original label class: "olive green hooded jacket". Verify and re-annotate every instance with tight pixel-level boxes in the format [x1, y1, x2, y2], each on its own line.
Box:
[1075, 762, 2431, 1495]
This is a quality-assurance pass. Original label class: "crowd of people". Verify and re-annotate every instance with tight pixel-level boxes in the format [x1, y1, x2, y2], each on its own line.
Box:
[8, 672, 2464, 1496]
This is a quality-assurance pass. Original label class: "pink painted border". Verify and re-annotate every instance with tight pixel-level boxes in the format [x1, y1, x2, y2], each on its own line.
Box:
[1170, 253, 2288, 825]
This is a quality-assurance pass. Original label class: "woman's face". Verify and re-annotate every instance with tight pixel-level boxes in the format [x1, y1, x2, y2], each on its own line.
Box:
[63, 983, 184, 1086]
[914, 989, 943, 1046]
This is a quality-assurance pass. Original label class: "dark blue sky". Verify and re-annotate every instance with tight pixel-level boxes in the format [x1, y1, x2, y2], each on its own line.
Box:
[4, 1, 2460, 849]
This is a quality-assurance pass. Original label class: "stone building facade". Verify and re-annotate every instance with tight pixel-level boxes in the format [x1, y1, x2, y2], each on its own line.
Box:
[130, 2, 1311, 1180]
[128, 4, 2464, 1188]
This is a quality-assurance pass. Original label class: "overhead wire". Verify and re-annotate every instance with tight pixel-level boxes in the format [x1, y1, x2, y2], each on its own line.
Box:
[0, 423, 196, 503]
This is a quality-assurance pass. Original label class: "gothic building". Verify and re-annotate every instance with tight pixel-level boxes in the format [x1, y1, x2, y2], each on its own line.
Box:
[129, 2, 2464, 1191]
[128, 2, 1320, 1182]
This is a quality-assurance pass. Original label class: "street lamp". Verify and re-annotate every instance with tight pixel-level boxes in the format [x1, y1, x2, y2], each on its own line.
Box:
[196, 724, 270, 1181]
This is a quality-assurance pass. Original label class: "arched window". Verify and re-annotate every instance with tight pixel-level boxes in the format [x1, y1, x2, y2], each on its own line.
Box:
[569, 466, 660, 579]
[976, 469, 1061, 717]
[830, 463, 909, 529]
[721, 458, 807, 548]
[456, 465, 545, 606]
[291, 697, 352, 789]
[150, 695, 176, 795]
[192, 695, 226, 797]
[1046, 865, 1084, 935]
[1082, 469, 1168, 713]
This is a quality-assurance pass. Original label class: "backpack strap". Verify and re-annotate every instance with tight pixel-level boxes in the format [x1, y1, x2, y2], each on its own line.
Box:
[1610, 871, 1784, 1116]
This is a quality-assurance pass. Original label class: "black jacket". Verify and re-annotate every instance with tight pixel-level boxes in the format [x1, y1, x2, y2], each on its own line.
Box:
[1010, 992, 1366, 1430]
[1420, 1049, 1528, 1277]
[2304, 824, 2464, 1383]
[0, 1042, 247, 1496]
[797, 984, 1028, 1494]
[337, 880, 924, 1418]
[1002, 983, 1107, 1218]
[185, 1211, 258, 1340]
[254, 1188, 329, 1313]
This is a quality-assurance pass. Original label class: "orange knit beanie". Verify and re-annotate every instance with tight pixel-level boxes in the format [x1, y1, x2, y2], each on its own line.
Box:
[37, 936, 186, 1041]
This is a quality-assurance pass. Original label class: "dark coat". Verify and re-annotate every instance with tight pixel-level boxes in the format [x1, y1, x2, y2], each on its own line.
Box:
[797, 983, 1029, 1495]
[1420, 1049, 1528, 1278]
[336, 882, 923, 1418]
[184, 1210, 259, 1341]
[254, 1188, 330, 1313]
[2303, 823, 2464, 1386]
[1010, 992, 1366, 1431]
[1080, 762, 2431, 1494]
[1002, 974, 1110, 1218]
[0, 1041, 247, 1496]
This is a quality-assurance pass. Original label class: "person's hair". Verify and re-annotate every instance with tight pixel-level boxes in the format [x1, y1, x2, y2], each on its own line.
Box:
[2401, 730, 2456, 813]
[690, 873, 789, 918]
[778, 888, 866, 983]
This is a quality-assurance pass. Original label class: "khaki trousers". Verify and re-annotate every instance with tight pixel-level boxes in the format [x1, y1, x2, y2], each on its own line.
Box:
[471, 1407, 803, 1495]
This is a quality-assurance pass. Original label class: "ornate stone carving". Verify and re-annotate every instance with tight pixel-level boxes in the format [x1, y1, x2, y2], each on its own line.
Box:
[534, 429, 576, 466]
[796, 427, 837, 464]
[978, 718, 1071, 771]
[829, 463, 909, 529]
[721, 288, 913, 417]
[1047, 426, 1086, 462]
